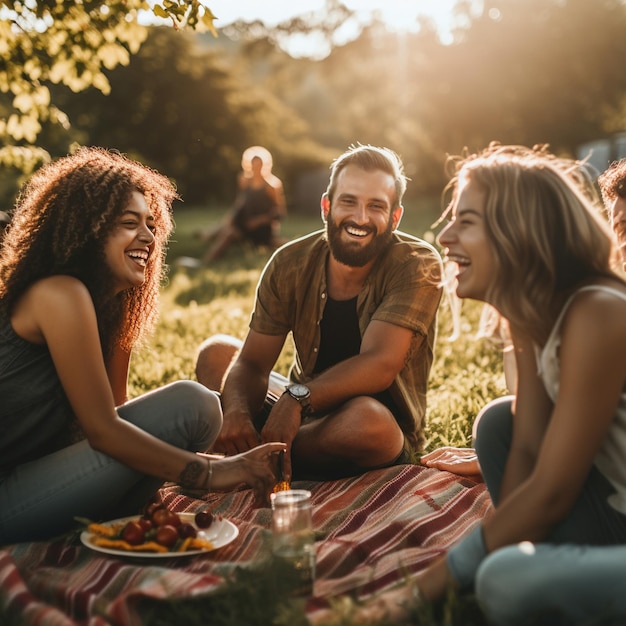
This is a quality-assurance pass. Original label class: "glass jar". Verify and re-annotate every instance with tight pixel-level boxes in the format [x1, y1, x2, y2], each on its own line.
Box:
[270, 489, 316, 597]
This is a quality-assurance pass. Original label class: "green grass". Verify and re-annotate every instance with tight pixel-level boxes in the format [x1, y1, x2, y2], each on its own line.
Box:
[127, 205, 507, 625]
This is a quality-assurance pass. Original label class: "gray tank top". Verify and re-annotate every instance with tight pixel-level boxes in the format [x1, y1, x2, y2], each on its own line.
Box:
[0, 307, 81, 473]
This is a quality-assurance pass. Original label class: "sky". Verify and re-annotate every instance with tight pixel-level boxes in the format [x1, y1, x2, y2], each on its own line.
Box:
[199, 0, 467, 57]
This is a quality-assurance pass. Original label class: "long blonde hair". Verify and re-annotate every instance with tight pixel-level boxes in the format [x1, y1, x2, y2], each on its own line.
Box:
[442, 144, 620, 345]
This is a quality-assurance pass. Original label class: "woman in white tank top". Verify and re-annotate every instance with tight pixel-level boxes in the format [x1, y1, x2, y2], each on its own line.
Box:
[333, 145, 626, 626]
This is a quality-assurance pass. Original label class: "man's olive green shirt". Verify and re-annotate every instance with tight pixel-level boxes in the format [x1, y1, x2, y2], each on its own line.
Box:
[250, 229, 443, 451]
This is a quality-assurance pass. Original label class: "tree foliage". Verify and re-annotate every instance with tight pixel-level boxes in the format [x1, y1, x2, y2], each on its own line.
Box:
[254, 0, 626, 195]
[0, 0, 216, 170]
[3, 0, 626, 209]
[54, 26, 324, 204]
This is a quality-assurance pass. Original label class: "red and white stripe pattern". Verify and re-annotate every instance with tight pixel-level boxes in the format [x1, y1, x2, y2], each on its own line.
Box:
[0, 464, 491, 624]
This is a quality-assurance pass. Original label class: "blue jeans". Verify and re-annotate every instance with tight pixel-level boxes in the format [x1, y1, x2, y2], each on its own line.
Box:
[473, 397, 626, 625]
[0, 381, 221, 545]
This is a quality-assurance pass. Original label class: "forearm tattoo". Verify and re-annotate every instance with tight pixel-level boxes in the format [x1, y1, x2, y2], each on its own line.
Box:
[179, 458, 205, 489]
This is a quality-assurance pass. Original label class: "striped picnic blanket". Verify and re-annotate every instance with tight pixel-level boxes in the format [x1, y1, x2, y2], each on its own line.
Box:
[0, 464, 491, 625]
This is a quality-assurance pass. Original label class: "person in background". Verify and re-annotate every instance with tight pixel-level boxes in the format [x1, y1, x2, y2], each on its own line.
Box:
[0, 147, 284, 545]
[201, 146, 287, 263]
[195, 144, 443, 482]
[339, 144, 626, 625]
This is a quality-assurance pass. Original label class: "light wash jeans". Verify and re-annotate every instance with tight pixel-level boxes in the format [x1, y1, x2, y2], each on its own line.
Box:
[471, 397, 626, 625]
[0, 380, 221, 545]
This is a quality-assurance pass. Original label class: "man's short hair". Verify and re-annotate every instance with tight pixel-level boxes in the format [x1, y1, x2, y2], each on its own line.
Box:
[326, 144, 408, 209]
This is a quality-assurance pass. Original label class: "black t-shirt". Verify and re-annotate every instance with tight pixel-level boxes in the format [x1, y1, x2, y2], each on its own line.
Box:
[313, 295, 360, 374]
[313, 295, 400, 415]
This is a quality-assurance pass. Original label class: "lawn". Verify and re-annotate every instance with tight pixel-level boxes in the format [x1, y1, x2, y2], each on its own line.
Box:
[127, 203, 508, 625]
[136, 201, 508, 451]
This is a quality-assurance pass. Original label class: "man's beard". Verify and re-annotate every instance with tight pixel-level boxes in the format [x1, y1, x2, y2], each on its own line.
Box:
[326, 214, 395, 267]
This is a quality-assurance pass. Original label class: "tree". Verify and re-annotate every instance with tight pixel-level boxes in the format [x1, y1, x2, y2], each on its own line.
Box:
[55, 26, 322, 204]
[0, 0, 216, 172]
[409, 0, 626, 160]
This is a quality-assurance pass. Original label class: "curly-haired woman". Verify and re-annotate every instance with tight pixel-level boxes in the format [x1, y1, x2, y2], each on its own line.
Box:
[0, 147, 284, 544]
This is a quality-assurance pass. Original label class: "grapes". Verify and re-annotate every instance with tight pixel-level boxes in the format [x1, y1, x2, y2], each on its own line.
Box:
[151, 508, 173, 527]
[155, 525, 179, 548]
[144, 501, 165, 519]
[165, 510, 182, 528]
[194, 510, 214, 528]
[121, 521, 145, 545]
[178, 522, 197, 539]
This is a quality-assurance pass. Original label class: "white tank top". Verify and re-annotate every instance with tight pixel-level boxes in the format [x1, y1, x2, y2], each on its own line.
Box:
[536, 285, 626, 515]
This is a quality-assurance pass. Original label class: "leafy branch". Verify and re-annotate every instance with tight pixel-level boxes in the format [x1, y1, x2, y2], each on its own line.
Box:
[0, 0, 216, 167]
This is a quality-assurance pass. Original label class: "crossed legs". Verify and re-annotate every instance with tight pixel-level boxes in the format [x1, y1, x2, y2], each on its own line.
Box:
[195, 335, 407, 480]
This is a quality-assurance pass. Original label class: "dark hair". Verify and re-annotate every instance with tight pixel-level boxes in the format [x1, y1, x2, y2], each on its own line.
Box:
[326, 144, 407, 209]
[0, 147, 177, 358]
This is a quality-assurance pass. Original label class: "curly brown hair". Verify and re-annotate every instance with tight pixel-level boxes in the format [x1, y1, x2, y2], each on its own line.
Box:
[0, 146, 177, 359]
[598, 158, 626, 207]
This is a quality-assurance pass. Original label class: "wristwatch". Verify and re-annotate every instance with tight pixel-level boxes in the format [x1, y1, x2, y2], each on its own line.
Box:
[285, 383, 312, 417]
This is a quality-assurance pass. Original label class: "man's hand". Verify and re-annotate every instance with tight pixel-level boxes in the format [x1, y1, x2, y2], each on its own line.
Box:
[420, 446, 483, 481]
[203, 442, 287, 504]
[213, 411, 261, 456]
[261, 394, 303, 482]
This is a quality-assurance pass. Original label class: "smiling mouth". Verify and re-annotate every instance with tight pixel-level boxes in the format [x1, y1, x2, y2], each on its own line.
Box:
[127, 251, 148, 267]
[345, 224, 372, 238]
[447, 254, 470, 272]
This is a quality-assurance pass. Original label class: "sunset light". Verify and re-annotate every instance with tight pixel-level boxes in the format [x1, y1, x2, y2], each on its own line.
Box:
[196, 0, 478, 57]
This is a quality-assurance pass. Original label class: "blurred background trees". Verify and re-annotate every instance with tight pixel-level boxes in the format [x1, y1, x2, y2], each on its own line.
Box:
[2, 0, 626, 213]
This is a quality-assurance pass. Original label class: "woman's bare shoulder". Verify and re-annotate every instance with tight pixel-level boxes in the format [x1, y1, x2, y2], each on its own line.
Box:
[12, 276, 92, 343]
[561, 281, 626, 352]
[569, 280, 626, 315]
[28, 275, 90, 302]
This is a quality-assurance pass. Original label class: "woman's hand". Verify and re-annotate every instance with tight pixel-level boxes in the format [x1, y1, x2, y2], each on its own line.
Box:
[205, 441, 286, 501]
[420, 446, 483, 481]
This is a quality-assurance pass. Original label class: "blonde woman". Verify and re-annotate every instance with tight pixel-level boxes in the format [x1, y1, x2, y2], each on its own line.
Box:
[350, 144, 626, 625]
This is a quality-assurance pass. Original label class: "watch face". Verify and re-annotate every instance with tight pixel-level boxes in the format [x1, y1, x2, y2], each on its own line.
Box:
[289, 384, 310, 399]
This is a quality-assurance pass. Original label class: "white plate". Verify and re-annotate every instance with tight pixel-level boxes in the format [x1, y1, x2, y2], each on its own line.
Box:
[80, 512, 238, 558]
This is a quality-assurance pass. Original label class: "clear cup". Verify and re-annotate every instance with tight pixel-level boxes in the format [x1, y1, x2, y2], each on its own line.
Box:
[270, 489, 316, 597]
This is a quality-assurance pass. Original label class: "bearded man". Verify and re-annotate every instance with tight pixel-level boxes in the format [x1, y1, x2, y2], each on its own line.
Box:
[195, 144, 442, 480]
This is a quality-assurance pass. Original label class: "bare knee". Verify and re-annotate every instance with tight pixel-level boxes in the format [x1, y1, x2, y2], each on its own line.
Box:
[328, 397, 404, 466]
[195, 334, 242, 391]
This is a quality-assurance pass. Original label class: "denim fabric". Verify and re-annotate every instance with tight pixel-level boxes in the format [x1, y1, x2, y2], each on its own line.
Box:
[476, 543, 626, 625]
[472, 397, 626, 625]
[0, 381, 221, 544]
[446, 525, 487, 590]
[475, 398, 626, 544]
